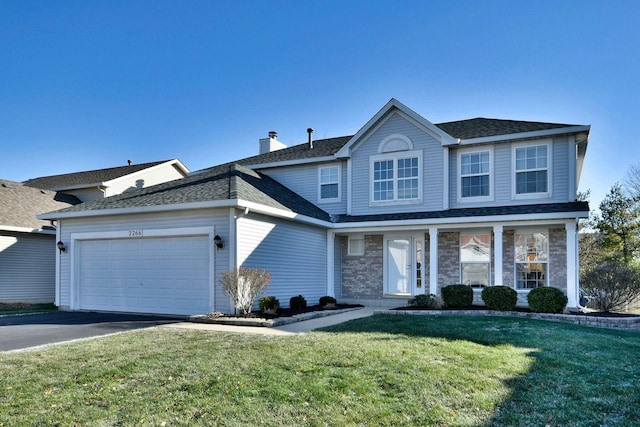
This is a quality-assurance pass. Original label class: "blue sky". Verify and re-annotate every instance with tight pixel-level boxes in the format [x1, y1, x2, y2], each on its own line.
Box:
[1, 1, 638, 209]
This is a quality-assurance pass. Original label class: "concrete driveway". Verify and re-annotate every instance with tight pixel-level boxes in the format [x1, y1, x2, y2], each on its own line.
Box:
[0, 311, 181, 352]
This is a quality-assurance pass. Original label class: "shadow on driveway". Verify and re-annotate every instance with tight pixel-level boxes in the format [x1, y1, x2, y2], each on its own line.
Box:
[0, 311, 182, 352]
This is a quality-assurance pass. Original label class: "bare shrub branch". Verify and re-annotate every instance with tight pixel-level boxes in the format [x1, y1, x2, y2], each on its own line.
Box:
[221, 267, 272, 317]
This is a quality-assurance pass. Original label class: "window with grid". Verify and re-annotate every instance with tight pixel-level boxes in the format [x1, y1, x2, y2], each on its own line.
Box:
[372, 155, 420, 203]
[460, 234, 491, 288]
[514, 232, 548, 289]
[460, 151, 490, 198]
[515, 145, 548, 195]
[319, 165, 340, 202]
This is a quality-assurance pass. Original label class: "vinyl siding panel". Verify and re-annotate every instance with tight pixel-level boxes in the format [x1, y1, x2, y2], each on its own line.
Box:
[64, 188, 104, 203]
[350, 112, 444, 215]
[237, 214, 327, 307]
[57, 209, 230, 312]
[261, 162, 348, 215]
[0, 232, 56, 303]
[105, 164, 186, 197]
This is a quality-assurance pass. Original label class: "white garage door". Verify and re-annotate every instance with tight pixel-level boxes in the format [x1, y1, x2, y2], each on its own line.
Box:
[77, 236, 211, 316]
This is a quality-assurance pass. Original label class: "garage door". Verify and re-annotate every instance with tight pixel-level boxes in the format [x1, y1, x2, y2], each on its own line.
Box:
[77, 236, 211, 316]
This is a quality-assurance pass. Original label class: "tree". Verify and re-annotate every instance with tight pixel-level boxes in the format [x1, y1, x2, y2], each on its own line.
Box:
[221, 267, 272, 317]
[581, 259, 640, 312]
[590, 183, 640, 265]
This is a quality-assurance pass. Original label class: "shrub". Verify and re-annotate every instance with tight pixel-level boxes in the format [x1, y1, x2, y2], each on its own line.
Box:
[289, 295, 307, 310]
[408, 294, 439, 309]
[319, 296, 337, 307]
[441, 284, 474, 308]
[580, 260, 640, 312]
[221, 267, 272, 317]
[481, 286, 518, 311]
[258, 296, 280, 314]
[527, 287, 568, 313]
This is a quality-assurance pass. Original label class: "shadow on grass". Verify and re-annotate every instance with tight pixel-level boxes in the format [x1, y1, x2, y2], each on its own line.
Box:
[319, 314, 640, 426]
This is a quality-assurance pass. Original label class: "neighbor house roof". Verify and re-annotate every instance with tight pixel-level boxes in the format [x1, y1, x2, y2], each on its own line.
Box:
[23, 160, 184, 191]
[0, 179, 81, 232]
[40, 164, 331, 222]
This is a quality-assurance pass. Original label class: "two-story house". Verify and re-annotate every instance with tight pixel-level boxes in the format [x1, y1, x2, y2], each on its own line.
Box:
[40, 99, 590, 316]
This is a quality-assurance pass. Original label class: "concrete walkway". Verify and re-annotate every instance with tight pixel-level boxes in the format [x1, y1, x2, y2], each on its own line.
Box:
[164, 306, 376, 336]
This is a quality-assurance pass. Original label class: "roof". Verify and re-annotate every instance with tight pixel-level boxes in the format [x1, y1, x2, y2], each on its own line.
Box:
[43, 164, 331, 222]
[0, 179, 81, 231]
[435, 118, 580, 140]
[23, 160, 174, 190]
[333, 202, 590, 223]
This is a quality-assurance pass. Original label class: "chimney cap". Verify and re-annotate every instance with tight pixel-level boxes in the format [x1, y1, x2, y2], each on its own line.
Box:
[268, 131, 278, 139]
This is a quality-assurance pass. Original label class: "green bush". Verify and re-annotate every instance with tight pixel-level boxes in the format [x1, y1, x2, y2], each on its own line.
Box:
[258, 296, 279, 314]
[441, 284, 474, 308]
[481, 286, 518, 311]
[319, 296, 337, 307]
[289, 295, 307, 310]
[527, 287, 568, 313]
[408, 294, 439, 309]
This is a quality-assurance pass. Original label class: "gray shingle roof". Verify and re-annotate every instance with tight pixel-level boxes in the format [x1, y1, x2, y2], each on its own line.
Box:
[46, 164, 331, 222]
[435, 118, 579, 140]
[0, 179, 81, 230]
[23, 160, 170, 190]
[333, 202, 589, 223]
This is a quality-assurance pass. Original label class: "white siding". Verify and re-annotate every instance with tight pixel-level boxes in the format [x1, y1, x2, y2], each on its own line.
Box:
[64, 188, 104, 203]
[261, 162, 348, 215]
[0, 232, 55, 303]
[350, 112, 444, 215]
[105, 164, 186, 197]
[237, 214, 327, 307]
[57, 209, 230, 313]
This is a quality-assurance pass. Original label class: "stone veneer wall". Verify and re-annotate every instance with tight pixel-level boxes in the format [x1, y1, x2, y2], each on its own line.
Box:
[437, 232, 460, 293]
[549, 227, 567, 292]
[341, 235, 383, 298]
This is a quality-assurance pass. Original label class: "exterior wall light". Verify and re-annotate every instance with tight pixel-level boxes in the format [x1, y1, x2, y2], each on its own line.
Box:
[57, 240, 67, 253]
[214, 234, 224, 249]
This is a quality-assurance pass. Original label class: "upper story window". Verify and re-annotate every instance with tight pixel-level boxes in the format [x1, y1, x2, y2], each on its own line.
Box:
[318, 164, 341, 203]
[370, 134, 422, 205]
[513, 142, 551, 198]
[458, 148, 492, 202]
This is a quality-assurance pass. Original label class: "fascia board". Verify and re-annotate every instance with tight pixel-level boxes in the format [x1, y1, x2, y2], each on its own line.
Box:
[243, 156, 337, 170]
[236, 200, 332, 228]
[0, 225, 56, 235]
[47, 183, 106, 192]
[330, 211, 589, 231]
[459, 125, 591, 146]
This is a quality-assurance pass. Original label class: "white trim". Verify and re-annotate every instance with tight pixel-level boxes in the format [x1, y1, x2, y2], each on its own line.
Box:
[327, 231, 335, 297]
[378, 133, 414, 153]
[346, 159, 353, 215]
[317, 163, 341, 204]
[429, 227, 438, 295]
[568, 135, 577, 200]
[55, 224, 61, 307]
[459, 125, 591, 145]
[443, 147, 449, 210]
[229, 208, 237, 272]
[370, 149, 423, 205]
[512, 140, 553, 200]
[457, 146, 494, 203]
[0, 225, 57, 235]
[565, 220, 578, 308]
[493, 225, 504, 287]
[244, 155, 337, 170]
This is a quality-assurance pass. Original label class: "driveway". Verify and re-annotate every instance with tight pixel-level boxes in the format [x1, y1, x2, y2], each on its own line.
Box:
[0, 311, 181, 352]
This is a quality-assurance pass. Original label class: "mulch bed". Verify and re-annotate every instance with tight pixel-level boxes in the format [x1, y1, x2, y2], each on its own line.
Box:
[392, 305, 640, 318]
[222, 304, 364, 320]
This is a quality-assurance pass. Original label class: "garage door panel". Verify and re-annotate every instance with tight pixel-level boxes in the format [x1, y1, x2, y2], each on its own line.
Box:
[78, 236, 211, 315]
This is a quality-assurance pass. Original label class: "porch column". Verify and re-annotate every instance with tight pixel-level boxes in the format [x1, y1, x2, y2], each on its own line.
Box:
[565, 221, 578, 308]
[429, 227, 438, 295]
[326, 231, 335, 297]
[493, 225, 503, 287]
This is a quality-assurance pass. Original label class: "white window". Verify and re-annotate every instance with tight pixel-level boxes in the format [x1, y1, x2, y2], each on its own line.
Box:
[348, 237, 365, 256]
[371, 151, 421, 204]
[318, 165, 340, 203]
[514, 231, 548, 290]
[514, 143, 550, 198]
[460, 234, 491, 288]
[458, 149, 492, 201]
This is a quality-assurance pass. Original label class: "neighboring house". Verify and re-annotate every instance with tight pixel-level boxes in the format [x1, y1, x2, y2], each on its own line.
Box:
[24, 159, 189, 203]
[40, 99, 590, 316]
[0, 180, 80, 303]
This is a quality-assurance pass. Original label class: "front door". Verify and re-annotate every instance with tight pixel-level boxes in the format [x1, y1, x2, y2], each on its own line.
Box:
[385, 235, 425, 296]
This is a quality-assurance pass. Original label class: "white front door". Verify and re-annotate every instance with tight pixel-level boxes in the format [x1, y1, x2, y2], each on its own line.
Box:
[385, 235, 425, 296]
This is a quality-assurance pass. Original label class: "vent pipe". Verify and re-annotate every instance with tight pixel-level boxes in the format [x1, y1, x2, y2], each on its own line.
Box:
[307, 128, 314, 149]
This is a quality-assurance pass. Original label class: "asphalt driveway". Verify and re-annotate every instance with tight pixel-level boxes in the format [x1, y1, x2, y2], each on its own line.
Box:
[0, 311, 182, 352]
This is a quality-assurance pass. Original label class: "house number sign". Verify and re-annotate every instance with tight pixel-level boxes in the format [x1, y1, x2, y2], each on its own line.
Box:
[128, 230, 144, 237]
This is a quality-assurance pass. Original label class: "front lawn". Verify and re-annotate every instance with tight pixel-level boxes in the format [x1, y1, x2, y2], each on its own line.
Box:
[1, 315, 639, 426]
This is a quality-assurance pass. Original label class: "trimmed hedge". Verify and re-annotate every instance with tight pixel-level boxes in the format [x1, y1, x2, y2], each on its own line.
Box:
[441, 284, 473, 308]
[258, 296, 279, 314]
[481, 286, 518, 311]
[408, 294, 439, 309]
[289, 295, 307, 310]
[527, 287, 568, 313]
[319, 296, 337, 307]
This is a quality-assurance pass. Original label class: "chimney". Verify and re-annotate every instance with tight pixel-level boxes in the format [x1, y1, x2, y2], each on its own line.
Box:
[259, 131, 287, 154]
[307, 128, 313, 149]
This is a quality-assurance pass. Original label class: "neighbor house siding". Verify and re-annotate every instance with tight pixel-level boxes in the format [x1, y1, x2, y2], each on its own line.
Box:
[350, 112, 444, 216]
[56, 209, 230, 311]
[63, 188, 104, 203]
[236, 214, 327, 308]
[104, 164, 186, 197]
[0, 232, 56, 303]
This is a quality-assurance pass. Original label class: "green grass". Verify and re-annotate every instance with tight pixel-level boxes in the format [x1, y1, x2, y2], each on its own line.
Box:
[0, 302, 56, 315]
[1, 315, 639, 426]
